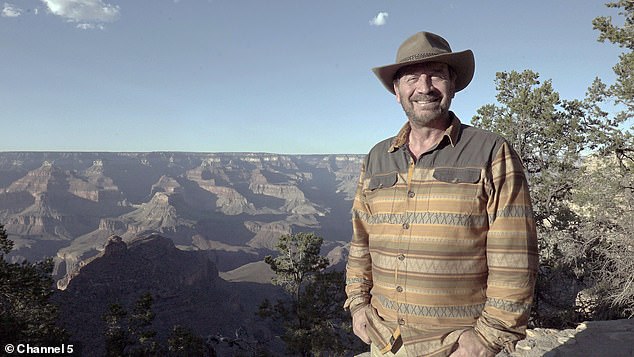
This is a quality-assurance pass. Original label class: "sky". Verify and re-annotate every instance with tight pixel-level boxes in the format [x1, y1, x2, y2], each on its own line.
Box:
[0, 0, 627, 154]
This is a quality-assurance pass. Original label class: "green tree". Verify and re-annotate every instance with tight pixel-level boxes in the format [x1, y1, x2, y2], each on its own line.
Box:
[472, 1, 634, 326]
[472, 70, 592, 327]
[593, 0, 634, 116]
[264, 232, 329, 303]
[260, 232, 363, 356]
[103, 303, 129, 357]
[128, 293, 159, 356]
[0, 224, 68, 345]
[574, 0, 634, 318]
[296, 270, 363, 356]
[103, 293, 212, 356]
[167, 325, 210, 357]
[473, 70, 586, 231]
[571, 155, 633, 318]
[0, 225, 12, 254]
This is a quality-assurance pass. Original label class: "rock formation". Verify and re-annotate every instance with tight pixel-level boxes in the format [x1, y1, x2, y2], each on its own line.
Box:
[244, 220, 293, 250]
[54, 234, 283, 356]
[496, 319, 634, 356]
[0, 152, 361, 286]
[354, 319, 634, 357]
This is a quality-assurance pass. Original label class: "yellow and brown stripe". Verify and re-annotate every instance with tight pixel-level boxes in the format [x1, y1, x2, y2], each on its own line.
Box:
[345, 113, 538, 356]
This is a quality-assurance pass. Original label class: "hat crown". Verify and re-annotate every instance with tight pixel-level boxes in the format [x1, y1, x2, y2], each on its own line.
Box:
[396, 32, 452, 64]
[372, 31, 474, 94]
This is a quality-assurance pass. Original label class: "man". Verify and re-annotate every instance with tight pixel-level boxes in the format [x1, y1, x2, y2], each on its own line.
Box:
[344, 31, 538, 357]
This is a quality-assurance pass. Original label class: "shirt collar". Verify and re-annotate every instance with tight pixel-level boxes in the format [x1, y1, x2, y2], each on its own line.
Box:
[388, 112, 462, 153]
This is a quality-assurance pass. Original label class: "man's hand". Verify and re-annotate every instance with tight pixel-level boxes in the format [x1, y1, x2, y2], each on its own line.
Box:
[449, 329, 496, 357]
[352, 306, 372, 344]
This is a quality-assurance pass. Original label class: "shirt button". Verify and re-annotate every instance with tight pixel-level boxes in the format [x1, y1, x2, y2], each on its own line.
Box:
[398, 254, 405, 261]
[396, 286, 403, 293]
[398, 318, 406, 325]
[408, 191, 415, 198]
[402, 223, 409, 230]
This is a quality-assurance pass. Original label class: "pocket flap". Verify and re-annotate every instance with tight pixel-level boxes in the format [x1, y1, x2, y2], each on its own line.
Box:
[433, 168, 481, 184]
[367, 173, 398, 190]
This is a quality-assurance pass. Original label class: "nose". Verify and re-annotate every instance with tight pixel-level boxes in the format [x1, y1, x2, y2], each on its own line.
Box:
[414, 74, 433, 93]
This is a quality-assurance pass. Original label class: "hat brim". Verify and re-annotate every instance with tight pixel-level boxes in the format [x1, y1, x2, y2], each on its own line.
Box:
[372, 50, 475, 94]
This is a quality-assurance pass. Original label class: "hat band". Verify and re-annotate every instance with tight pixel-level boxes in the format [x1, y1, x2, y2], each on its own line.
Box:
[398, 51, 448, 63]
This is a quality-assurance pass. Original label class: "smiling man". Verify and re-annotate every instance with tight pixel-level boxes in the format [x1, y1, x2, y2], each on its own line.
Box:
[344, 32, 538, 357]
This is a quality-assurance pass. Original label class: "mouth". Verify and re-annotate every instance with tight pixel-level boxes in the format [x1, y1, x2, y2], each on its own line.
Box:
[412, 96, 439, 104]
[412, 98, 439, 106]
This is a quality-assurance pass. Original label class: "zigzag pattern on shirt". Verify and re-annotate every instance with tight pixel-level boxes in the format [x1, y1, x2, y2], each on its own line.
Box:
[357, 210, 488, 227]
[351, 209, 365, 220]
[489, 205, 534, 223]
[373, 254, 487, 275]
[378, 295, 484, 318]
[345, 277, 372, 285]
[487, 252, 531, 268]
[486, 297, 532, 314]
[348, 244, 370, 256]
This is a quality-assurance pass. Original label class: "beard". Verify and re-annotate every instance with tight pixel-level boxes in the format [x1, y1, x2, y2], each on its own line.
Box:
[400, 94, 452, 128]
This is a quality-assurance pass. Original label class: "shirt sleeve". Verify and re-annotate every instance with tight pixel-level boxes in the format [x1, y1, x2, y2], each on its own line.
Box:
[473, 141, 539, 352]
[343, 159, 374, 314]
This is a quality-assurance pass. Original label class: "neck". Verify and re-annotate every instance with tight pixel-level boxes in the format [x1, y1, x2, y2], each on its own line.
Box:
[407, 115, 450, 159]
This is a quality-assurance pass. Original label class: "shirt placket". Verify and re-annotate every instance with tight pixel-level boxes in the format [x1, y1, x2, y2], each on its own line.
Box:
[394, 152, 416, 327]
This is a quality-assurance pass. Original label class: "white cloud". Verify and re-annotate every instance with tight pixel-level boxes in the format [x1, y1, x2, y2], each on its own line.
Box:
[2, 3, 23, 17]
[369, 12, 388, 26]
[40, 0, 119, 23]
[76, 22, 103, 30]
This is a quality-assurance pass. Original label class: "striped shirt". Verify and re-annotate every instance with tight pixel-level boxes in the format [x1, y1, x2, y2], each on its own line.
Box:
[344, 113, 538, 356]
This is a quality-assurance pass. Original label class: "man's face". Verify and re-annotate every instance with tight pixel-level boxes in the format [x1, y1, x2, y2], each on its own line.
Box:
[393, 62, 456, 128]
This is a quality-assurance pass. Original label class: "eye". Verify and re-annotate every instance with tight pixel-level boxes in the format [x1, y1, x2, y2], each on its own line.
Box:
[403, 75, 419, 83]
[431, 71, 449, 80]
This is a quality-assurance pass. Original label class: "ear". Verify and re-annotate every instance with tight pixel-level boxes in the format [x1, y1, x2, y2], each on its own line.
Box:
[393, 80, 401, 102]
[446, 74, 456, 99]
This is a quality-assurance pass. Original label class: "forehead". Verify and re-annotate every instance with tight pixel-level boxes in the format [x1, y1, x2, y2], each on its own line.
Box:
[397, 62, 450, 76]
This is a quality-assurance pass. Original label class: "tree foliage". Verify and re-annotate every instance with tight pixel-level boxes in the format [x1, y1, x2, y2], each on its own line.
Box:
[473, 70, 588, 326]
[264, 232, 329, 299]
[473, 71, 585, 233]
[103, 293, 213, 356]
[593, 0, 634, 114]
[260, 232, 364, 356]
[104, 303, 129, 357]
[167, 325, 210, 357]
[472, 1, 634, 327]
[0, 224, 68, 345]
[583, 0, 634, 318]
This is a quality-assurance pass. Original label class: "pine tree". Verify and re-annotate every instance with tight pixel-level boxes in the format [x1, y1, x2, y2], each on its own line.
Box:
[0, 223, 68, 345]
[103, 303, 129, 357]
[471, 1, 634, 325]
[260, 232, 364, 356]
[103, 293, 213, 356]
[128, 292, 159, 356]
[167, 325, 210, 356]
[577, 0, 634, 317]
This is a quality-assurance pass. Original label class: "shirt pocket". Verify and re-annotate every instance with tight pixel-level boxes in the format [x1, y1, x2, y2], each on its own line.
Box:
[428, 167, 484, 216]
[362, 171, 399, 215]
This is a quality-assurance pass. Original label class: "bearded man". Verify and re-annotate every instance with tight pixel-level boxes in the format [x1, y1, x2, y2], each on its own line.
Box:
[344, 31, 538, 357]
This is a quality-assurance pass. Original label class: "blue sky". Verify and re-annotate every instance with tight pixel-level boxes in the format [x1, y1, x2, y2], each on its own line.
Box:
[1, 0, 626, 154]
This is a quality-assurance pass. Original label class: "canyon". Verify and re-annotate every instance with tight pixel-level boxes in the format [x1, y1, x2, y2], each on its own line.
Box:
[0, 152, 362, 288]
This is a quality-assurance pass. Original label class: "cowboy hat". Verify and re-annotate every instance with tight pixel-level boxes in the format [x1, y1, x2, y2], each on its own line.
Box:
[372, 31, 475, 94]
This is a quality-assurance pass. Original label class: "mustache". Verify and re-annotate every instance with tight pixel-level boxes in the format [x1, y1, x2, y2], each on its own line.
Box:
[410, 95, 439, 102]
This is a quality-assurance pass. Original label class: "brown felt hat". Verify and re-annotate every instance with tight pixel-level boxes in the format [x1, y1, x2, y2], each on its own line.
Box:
[372, 31, 475, 94]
